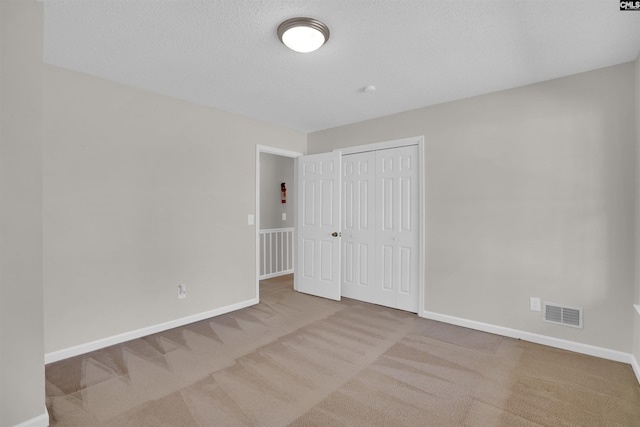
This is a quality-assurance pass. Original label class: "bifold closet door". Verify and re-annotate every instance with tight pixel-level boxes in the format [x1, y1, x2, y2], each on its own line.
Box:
[376, 145, 419, 313]
[341, 152, 377, 304]
[341, 145, 419, 312]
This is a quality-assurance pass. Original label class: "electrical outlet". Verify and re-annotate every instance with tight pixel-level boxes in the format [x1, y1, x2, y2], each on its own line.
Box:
[178, 284, 187, 299]
[282, 212, 286, 221]
[530, 297, 541, 312]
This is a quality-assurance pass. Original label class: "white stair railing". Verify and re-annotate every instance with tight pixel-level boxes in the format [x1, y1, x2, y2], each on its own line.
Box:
[259, 228, 294, 279]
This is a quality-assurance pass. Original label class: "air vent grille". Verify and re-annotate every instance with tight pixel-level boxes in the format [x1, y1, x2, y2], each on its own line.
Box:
[543, 302, 583, 329]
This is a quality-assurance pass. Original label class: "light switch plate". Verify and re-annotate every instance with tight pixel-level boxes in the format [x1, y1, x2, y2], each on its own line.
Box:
[178, 284, 187, 299]
[282, 213, 286, 221]
[248, 214, 254, 225]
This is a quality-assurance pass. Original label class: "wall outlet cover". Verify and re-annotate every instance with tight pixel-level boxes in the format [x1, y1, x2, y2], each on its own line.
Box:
[530, 297, 541, 312]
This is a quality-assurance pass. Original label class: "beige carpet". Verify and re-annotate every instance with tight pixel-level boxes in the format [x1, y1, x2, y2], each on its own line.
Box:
[46, 275, 640, 426]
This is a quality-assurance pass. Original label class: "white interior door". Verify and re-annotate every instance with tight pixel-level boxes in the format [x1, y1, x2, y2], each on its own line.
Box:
[295, 151, 342, 300]
[341, 145, 420, 313]
[341, 152, 377, 304]
[376, 145, 419, 312]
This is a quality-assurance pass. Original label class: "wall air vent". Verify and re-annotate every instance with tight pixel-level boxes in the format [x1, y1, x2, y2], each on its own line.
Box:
[543, 302, 583, 329]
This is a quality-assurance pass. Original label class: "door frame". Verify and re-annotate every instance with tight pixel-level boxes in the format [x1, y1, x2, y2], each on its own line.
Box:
[333, 136, 425, 316]
[255, 145, 303, 301]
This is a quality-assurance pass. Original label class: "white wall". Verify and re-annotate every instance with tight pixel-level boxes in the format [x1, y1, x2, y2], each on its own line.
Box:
[309, 63, 636, 353]
[260, 153, 294, 229]
[42, 66, 306, 354]
[634, 53, 640, 372]
[0, 1, 46, 426]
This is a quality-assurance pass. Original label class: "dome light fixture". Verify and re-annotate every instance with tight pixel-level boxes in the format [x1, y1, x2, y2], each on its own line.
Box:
[277, 17, 330, 53]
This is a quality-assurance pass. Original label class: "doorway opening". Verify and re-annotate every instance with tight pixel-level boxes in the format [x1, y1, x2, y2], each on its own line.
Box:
[255, 145, 302, 301]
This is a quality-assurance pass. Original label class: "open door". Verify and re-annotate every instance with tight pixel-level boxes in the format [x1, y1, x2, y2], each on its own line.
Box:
[295, 151, 341, 300]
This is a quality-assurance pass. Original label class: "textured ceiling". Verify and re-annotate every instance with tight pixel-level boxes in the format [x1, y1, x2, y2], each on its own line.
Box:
[43, 1, 640, 133]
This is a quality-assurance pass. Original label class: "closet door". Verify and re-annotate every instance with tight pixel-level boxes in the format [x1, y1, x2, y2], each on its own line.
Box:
[341, 152, 377, 304]
[341, 145, 420, 313]
[376, 145, 419, 312]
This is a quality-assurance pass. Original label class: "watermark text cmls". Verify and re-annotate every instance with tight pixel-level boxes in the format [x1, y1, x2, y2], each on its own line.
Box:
[620, 1, 640, 10]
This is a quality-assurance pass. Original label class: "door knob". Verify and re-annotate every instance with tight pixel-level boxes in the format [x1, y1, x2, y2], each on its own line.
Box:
[331, 232, 342, 237]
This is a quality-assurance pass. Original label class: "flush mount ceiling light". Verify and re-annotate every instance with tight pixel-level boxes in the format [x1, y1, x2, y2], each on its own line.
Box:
[277, 17, 330, 53]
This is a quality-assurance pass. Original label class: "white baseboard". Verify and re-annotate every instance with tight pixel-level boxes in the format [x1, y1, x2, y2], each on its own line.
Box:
[45, 298, 259, 364]
[13, 407, 49, 427]
[421, 310, 632, 365]
[259, 270, 294, 280]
